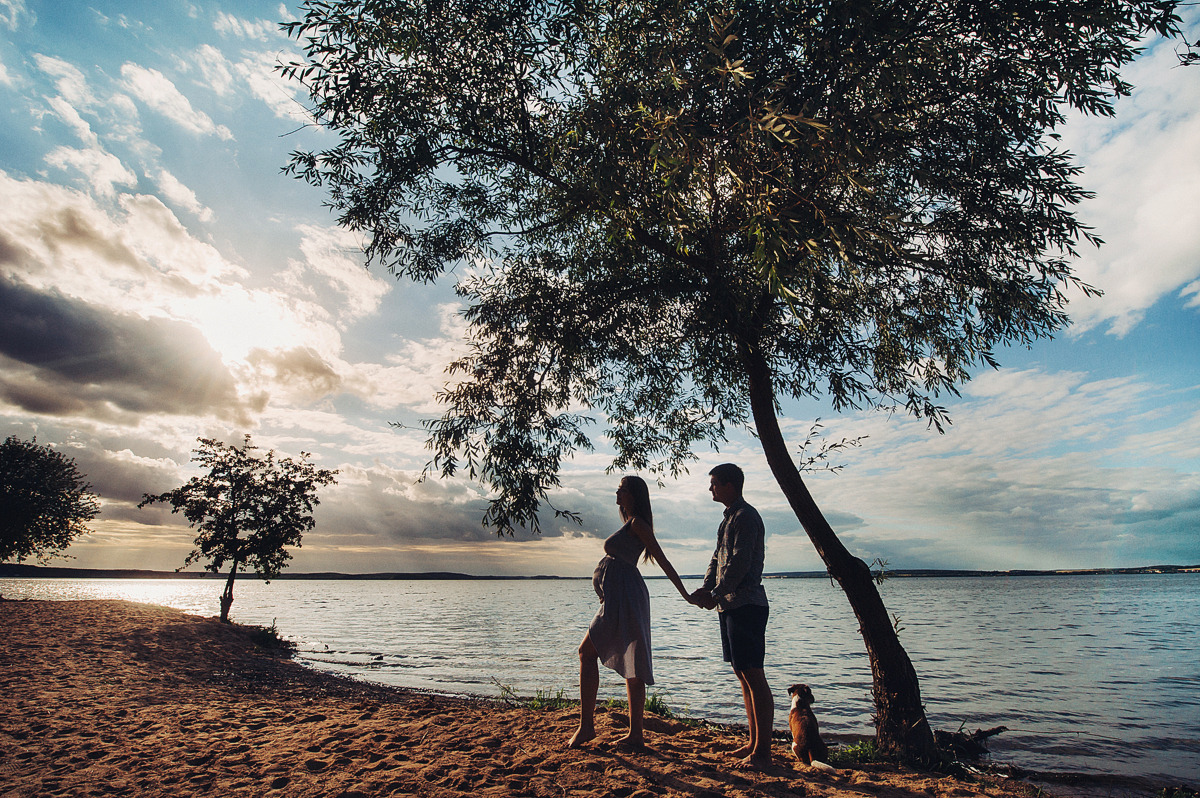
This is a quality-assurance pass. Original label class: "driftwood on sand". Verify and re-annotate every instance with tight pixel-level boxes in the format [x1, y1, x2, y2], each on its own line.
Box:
[935, 726, 1009, 759]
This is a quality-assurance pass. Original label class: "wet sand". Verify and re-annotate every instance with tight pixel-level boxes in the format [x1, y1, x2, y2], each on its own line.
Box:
[0, 599, 1049, 797]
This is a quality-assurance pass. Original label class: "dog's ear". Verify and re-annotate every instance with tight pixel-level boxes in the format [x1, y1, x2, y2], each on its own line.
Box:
[787, 684, 800, 696]
[802, 685, 814, 703]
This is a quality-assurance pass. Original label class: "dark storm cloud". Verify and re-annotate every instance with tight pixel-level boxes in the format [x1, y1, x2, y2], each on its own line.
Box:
[0, 274, 257, 422]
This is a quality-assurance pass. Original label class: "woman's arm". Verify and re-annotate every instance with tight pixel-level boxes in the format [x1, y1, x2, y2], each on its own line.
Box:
[629, 517, 692, 601]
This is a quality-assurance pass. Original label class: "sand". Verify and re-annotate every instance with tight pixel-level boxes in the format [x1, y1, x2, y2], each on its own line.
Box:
[0, 599, 1048, 798]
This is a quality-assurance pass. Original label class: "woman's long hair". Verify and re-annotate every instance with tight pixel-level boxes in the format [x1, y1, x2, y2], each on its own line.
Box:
[619, 476, 658, 565]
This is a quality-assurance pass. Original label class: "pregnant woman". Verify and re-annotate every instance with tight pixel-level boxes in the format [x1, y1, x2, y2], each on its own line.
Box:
[567, 475, 693, 749]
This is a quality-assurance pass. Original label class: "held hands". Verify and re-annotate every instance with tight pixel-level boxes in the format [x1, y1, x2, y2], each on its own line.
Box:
[688, 588, 718, 611]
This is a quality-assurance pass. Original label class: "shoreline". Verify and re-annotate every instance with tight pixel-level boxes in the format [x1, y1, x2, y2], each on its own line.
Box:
[4, 562, 1199, 581]
[2, 599, 1069, 798]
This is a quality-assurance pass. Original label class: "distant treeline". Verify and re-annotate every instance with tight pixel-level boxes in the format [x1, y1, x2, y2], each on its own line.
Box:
[2, 563, 1197, 581]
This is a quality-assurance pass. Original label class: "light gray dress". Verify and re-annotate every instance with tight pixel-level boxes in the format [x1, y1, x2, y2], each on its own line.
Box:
[588, 520, 654, 684]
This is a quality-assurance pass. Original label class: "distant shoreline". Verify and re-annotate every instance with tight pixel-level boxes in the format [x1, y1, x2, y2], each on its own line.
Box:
[3, 562, 1197, 581]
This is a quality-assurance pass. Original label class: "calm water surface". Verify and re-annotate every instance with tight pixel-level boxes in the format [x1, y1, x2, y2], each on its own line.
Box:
[4, 574, 1197, 787]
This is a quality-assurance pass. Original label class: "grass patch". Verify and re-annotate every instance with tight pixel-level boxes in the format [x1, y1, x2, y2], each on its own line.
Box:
[828, 738, 879, 767]
[601, 690, 684, 719]
[493, 679, 576, 711]
[243, 619, 296, 655]
[491, 681, 693, 722]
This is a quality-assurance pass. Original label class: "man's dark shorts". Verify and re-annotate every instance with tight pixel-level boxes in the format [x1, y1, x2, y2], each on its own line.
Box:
[718, 603, 769, 671]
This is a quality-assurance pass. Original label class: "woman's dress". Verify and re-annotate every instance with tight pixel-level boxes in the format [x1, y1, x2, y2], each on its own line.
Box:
[588, 520, 653, 684]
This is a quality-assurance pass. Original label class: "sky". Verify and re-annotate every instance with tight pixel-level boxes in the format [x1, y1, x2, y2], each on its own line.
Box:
[1, 0, 1198, 577]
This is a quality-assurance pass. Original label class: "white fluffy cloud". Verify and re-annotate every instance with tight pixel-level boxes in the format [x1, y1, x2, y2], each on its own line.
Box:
[233, 49, 307, 120]
[44, 146, 137, 197]
[191, 44, 235, 96]
[213, 11, 279, 41]
[1061, 34, 1200, 336]
[151, 169, 213, 222]
[120, 63, 233, 140]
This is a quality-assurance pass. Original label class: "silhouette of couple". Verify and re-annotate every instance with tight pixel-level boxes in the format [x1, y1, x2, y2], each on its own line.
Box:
[567, 464, 773, 767]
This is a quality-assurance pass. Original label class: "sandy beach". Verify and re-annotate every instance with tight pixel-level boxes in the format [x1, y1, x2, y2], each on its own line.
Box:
[0, 600, 1050, 798]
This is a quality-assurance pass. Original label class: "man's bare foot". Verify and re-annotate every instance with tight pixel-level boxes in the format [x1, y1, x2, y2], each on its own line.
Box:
[730, 742, 754, 758]
[567, 727, 597, 748]
[733, 752, 773, 769]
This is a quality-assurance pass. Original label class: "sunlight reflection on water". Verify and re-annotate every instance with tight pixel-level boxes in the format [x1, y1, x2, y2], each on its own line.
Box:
[4, 573, 1197, 784]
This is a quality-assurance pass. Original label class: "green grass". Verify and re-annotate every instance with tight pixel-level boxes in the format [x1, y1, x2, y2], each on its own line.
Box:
[493, 679, 575, 711]
[827, 738, 879, 767]
[600, 690, 686, 720]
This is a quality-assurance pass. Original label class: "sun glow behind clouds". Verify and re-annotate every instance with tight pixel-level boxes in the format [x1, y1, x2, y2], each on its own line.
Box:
[173, 286, 325, 364]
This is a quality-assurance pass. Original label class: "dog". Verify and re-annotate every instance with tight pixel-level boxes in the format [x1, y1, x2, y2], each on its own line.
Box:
[787, 683, 836, 773]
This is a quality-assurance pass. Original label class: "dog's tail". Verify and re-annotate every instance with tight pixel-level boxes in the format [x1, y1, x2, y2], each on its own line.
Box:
[808, 760, 837, 774]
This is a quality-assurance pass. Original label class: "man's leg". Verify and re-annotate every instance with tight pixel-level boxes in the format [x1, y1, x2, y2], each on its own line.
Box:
[731, 668, 757, 758]
[735, 666, 774, 765]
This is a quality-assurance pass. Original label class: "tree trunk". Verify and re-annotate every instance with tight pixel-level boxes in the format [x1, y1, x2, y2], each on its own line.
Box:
[743, 349, 938, 762]
[219, 562, 238, 623]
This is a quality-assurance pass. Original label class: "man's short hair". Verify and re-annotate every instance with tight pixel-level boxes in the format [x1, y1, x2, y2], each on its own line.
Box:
[709, 463, 744, 491]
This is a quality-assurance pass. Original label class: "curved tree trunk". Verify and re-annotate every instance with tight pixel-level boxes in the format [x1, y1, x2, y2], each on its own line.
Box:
[219, 562, 238, 623]
[743, 348, 937, 761]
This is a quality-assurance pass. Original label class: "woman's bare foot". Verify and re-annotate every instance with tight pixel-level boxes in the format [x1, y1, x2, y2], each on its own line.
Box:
[567, 726, 597, 748]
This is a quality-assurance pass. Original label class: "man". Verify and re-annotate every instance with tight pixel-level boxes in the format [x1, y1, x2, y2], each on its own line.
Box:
[691, 463, 774, 767]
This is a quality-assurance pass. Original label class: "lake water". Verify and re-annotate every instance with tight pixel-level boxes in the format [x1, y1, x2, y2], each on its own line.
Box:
[3, 574, 1197, 790]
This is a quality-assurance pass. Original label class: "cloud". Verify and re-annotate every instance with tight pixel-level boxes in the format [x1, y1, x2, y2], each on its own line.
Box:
[151, 169, 213, 222]
[0, 0, 31, 30]
[44, 96, 99, 146]
[120, 63, 233, 140]
[777, 367, 1200, 570]
[233, 49, 307, 120]
[340, 305, 470, 412]
[246, 347, 343, 404]
[0, 171, 346, 416]
[33, 53, 142, 144]
[44, 146, 137, 198]
[213, 11, 279, 41]
[285, 224, 389, 319]
[1061, 29, 1200, 336]
[191, 44, 235, 96]
[0, 58, 13, 87]
[0, 274, 259, 423]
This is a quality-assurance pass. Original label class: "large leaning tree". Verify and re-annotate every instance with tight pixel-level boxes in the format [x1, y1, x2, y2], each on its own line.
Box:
[283, 0, 1181, 759]
[0, 435, 100, 564]
[140, 436, 337, 623]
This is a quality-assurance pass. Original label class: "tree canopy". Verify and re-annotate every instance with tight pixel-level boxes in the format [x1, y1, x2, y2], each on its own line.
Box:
[283, 0, 1180, 758]
[284, 0, 1179, 531]
[0, 435, 100, 564]
[140, 436, 337, 622]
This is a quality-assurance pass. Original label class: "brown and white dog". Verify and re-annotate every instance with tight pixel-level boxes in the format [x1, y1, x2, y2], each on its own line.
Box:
[787, 683, 836, 772]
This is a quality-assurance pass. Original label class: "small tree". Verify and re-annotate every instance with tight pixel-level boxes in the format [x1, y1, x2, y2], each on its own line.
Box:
[1, 435, 100, 564]
[140, 436, 337, 623]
